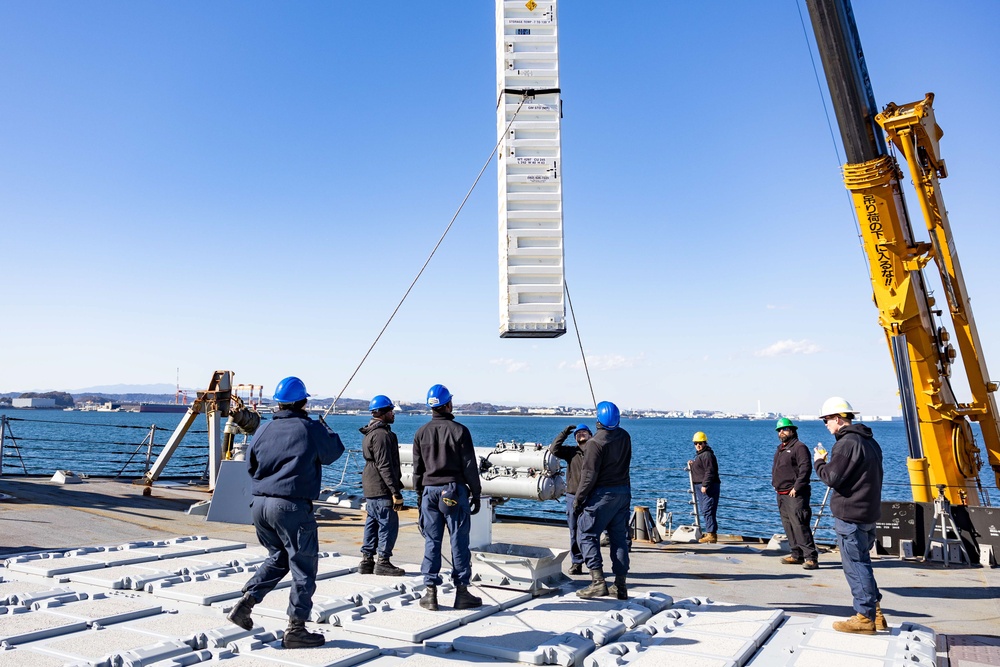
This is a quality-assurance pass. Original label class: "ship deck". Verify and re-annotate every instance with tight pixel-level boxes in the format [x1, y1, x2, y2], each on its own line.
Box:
[1, 476, 997, 666]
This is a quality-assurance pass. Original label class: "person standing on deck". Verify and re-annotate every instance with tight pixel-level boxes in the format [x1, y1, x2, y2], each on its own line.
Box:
[690, 431, 720, 543]
[549, 423, 592, 575]
[412, 384, 483, 612]
[575, 401, 632, 600]
[814, 397, 888, 635]
[771, 418, 819, 570]
[358, 395, 406, 577]
[228, 376, 345, 649]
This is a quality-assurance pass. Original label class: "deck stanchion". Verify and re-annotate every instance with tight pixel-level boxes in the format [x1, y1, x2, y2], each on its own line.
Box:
[813, 487, 832, 534]
[687, 461, 702, 533]
[144, 424, 156, 477]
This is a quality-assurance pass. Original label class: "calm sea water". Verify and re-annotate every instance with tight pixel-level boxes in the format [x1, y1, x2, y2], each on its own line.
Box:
[0, 409, 915, 540]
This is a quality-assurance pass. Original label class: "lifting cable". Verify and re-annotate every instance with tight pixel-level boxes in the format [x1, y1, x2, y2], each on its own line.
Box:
[793, 0, 871, 280]
[323, 94, 531, 418]
[565, 280, 597, 410]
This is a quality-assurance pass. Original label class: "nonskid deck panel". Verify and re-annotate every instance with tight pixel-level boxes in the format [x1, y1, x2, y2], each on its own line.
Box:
[0, 535, 937, 666]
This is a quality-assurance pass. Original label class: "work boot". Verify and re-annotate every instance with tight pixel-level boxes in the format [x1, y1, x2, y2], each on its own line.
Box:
[373, 556, 405, 577]
[832, 613, 876, 635]
[781, 555, 804, 565]
[226, 592, 256, 631]
[576, 569, 609, 599]
[608, 575, 628, 600]
[698, 532, 717, 544]
[875, 603, 889, 631]
[282, 618, 325, 648]
[419, 585, 439, 611]
[802, 560, 818, 570]
[568, 562, 583, 575]
[453, 585, 483, 610]
[358, 553, 375, 575]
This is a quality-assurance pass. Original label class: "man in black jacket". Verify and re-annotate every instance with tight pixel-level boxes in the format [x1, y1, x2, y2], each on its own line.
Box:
[575, 401, 631, 600]
[358, 395, 405, 577]
[814, 397, 886, 635]
[771, 418, 818, 569]
[228, 376, 344, 649]
[690, 431, 720, 543]
[412, 384, 483, 612]
[549, 423, 592, 575]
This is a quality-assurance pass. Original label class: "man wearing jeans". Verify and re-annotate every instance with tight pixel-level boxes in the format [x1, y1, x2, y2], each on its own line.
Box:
[227, 376, 345, 648]
[814, 396, 887, 634]
[358, 395, 405, 577]
[412, 384, 483, 612]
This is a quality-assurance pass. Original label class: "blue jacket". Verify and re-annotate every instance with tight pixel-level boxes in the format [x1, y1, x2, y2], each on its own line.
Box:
[248, 409, 344, 500]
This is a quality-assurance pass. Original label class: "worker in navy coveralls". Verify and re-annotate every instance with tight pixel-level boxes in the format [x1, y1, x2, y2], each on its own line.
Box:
[227, 376, 344, 649]
[575, 401, 632, 600]
[549, 423, 592, 575]
[412, 384, 483, 612]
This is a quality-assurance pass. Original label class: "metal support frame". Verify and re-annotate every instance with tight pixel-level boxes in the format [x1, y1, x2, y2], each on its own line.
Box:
[141, 370, 233, 489]
[923, 485, 971, 566]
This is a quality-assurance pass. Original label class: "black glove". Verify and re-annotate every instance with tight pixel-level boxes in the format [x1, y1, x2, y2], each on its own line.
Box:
[392, 494, 404, 512]
[561, 425, 575, 437]
[470, 497, 481, 515]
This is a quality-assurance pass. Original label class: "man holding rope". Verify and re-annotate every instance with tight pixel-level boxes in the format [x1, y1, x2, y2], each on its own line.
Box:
[228, 376, 344, 648]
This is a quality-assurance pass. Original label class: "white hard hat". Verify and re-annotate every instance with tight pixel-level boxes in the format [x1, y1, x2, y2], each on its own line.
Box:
[820, 396, 855, 418]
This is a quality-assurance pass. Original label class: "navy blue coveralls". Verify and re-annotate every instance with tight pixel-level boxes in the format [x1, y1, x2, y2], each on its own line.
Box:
[574, 425, 632, 577]
[549, 428, 587, 566]
[244, 409, 344, 621]
[412, 411, 482, 587]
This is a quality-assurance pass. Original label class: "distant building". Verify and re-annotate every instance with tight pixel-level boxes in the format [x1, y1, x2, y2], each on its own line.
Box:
[13, 397, 57, 408]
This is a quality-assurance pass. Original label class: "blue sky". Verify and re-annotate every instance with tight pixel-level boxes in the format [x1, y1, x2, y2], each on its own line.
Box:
[2, 1, 998, 415]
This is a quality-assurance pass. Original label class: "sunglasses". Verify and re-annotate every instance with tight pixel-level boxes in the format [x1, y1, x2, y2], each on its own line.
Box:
[822, 416, 837, 424]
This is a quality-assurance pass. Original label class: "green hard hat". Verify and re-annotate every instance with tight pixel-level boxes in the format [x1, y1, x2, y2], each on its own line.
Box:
[775, 417, 796, 431]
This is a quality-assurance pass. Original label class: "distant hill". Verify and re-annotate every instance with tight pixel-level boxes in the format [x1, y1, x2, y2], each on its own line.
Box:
[71, 383, 178, 394]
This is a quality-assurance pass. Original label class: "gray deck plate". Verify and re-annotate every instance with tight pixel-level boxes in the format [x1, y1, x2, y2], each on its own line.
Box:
[0, 534, 943, 667]
[0, 646, 76, 666]
[31, 626, 192, 664]
[747, 615, 938, 667]
[66, 564, 181, 589]
[38, 593, 163, 625]
[0, 609, 89, 646]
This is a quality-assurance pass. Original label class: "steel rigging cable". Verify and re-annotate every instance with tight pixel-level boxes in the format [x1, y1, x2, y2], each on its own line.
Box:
[324, 95, 531, 417]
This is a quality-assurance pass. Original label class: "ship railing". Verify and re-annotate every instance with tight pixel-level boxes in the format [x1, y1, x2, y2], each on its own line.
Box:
[0, 414, 217, 481]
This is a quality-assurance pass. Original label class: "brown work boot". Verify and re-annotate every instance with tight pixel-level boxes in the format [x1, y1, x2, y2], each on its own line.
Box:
[698, 532, 717, 544]
[568, 562, 583, 575]
[832, 613, 876, 634]
[802, 560, 818, 570]
[875, 603, 889, 631]
[576, 569, 609, 599]
[781, 555, 804, 565]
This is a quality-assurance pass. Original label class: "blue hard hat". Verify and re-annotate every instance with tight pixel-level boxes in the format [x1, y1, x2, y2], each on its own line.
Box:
[273, 376, 309, 403]
[426, 384, 453, 408]
[575, 423, 592, 434]
[596, 401, 621, 430]
[369, 395, 393, 411]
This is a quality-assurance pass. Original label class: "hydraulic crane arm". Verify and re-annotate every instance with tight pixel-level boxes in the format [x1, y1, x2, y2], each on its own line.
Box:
[806, 0, 1000, 504]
